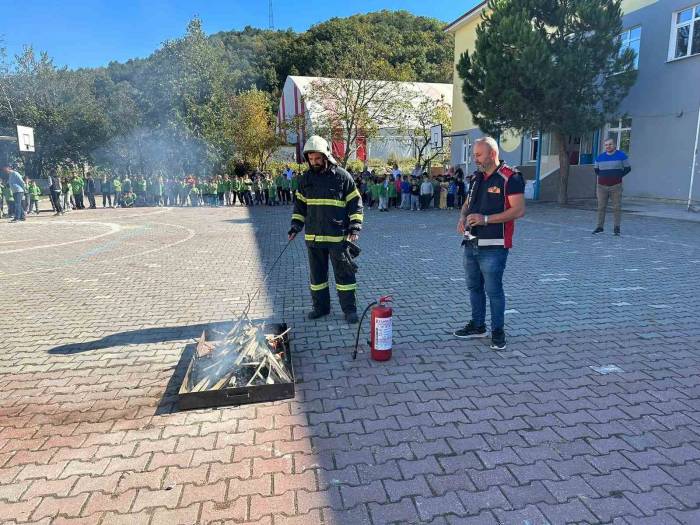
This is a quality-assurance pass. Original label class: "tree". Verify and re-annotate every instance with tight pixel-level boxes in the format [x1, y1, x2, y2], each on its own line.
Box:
[0, 46, 112, 177]
[405, 91, 452, 171]
[304, 31, 410, 167]
[228, 88, 282, 171]
[296, 11, 453, 83]
[457, 0, 637, 203]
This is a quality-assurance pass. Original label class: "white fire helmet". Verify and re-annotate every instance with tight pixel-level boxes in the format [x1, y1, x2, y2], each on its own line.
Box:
[302, 135, 337, 166]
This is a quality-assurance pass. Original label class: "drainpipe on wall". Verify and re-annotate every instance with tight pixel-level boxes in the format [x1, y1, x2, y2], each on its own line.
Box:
[688, 105, 700, 212]
[534, 130, 543, 200]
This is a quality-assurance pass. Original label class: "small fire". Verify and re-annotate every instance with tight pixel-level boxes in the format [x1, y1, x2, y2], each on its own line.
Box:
[185, 315, 292, 393]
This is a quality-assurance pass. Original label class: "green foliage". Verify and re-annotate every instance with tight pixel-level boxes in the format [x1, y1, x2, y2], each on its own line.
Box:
[297, 11, 453, 83]
[457, 0, 637, 203]
[227, 88, 282, 170]
[345, 159, 366, 173]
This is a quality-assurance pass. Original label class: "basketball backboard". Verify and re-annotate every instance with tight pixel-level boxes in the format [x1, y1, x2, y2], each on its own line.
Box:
[17, 125, 35, 153]
[430, 124, 443, 150]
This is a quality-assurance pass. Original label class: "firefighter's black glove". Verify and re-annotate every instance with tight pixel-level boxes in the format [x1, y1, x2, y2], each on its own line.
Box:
[343, 239, 361, 259]
[337, 242, 359, 275]
[338, 251, 359, 275]
[288, 224, 301, 240]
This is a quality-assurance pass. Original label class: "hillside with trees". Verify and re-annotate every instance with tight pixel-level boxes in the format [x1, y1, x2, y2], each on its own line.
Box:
[0, 10, 453, 177]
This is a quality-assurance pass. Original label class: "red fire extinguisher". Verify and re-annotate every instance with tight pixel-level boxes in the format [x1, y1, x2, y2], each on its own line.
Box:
[370, 296, 393, 361]
[353, 296, 393, 361]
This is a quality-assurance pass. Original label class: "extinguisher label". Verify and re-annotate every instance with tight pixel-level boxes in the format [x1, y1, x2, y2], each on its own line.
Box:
[374, 316, 392, 351]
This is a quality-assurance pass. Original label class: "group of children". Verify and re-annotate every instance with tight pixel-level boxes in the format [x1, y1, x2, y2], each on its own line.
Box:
[2, 164, 472, 219]
[94, 172, 300, 208]
[355, 169, 469, 212]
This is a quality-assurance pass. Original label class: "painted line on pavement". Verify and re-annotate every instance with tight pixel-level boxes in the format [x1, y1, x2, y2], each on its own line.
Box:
[0, 221, 122, 254]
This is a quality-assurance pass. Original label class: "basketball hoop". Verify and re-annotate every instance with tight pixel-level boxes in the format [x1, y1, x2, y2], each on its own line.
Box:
[430, 124, 443, 150]
[17, 125, 35, 153]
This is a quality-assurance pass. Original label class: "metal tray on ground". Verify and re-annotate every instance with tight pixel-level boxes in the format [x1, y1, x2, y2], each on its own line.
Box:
[177, 322, 295, 410]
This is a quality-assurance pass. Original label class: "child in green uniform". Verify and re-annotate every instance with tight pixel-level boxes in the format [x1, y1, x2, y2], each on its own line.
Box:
[27, 180, 41, 215]
[242, 175, 253, 206]
[1, 181, 14, 219]
[261, 175, 270, 205]
[369, 179, 380, 209]
[122, 191, 136, 207]
[221, 175, 231, 206]
[135, 176, 147, 199]
[275, 174, 285, 204]
[268, 175, 278, 206]
[230, 177, 240, 206]
[190, 184, 200, 207]
[387, 176, 398, 208]
[213, 179, 222, 206]
[71, 176, 85, 209]
[252, 176, 262, 205]
[152, 176, 164, 206]
[112, 177, 123, 207]
[61, 178, 72, 210]
[179, 179, 190, 206]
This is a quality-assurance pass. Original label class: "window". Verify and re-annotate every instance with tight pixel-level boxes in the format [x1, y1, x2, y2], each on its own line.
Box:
[462, 136, 471, 165]
[529, 131, 539, 162]
[619, 26, 641, 68]
[606, 118, 632, 152]
[669, 4, 700, 59]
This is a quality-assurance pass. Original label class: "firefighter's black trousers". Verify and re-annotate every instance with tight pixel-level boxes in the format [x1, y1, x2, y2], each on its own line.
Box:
[307, 245, 357, 314]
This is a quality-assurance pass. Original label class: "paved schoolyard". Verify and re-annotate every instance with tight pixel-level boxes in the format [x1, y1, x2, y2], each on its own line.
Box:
[1, 201, 699, 525]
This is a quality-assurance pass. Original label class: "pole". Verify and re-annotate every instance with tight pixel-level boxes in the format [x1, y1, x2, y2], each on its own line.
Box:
[687, 105, 700, 211]
[534, 130, 543, 200]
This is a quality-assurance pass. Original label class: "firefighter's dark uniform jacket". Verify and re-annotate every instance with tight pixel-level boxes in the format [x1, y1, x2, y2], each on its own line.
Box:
[290, 165, 363, 313]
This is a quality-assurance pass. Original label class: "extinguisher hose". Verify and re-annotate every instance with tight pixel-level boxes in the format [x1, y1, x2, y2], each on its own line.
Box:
[352, 300, 377, 360]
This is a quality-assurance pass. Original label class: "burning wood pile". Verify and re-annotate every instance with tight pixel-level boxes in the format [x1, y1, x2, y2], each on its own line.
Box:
[182, 315, 292, 393]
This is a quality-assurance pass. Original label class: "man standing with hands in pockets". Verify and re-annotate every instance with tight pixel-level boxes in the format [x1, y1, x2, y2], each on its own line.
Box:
[453, 137, 525, 350]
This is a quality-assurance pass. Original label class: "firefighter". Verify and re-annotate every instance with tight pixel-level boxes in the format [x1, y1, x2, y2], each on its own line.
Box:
[288, 135, 363, 324]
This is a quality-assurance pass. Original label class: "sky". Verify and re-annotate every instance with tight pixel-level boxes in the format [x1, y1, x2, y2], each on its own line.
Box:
[1, 0, 478, 70]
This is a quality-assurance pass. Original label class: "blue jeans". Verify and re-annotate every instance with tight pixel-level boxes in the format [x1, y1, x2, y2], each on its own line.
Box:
[13, 192, 25, 220]
[464, 245, 509, 331]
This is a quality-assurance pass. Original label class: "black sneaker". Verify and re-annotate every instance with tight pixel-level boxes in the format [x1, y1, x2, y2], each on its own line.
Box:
[454, 321, 487, 339]
[345, 311, 359, 324]
[490, 329, 507, 350]
[592, 228, 604, 234]
[614, 227, 620, 236]
[307, 309, 330, 320]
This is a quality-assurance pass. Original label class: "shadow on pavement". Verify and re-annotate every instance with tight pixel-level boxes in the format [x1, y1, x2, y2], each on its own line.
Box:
[46, 321, 233, 355]
[154, 341, 195, 415]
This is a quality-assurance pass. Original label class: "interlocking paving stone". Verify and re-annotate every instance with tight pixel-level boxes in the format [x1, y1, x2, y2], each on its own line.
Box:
[1, 203, 699, 524]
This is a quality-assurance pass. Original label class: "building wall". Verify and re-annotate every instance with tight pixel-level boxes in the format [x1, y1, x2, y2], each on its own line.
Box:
[277, 77, 311, 163]
[615, 0, 700, 201]
[447, 0, 700, 201]
[279, 76, 454, 164]
[450, 15, 482, 137]
[449, 12, 524, 173]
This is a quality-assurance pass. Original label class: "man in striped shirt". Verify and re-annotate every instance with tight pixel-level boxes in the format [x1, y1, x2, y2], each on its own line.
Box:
[593, 138, 631, 236]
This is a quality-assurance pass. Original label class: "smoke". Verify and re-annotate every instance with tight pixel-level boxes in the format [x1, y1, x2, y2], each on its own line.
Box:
[91, 126, 218, 178]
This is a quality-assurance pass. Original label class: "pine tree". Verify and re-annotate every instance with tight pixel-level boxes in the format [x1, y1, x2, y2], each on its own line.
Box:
[458, 0, 637, 203]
